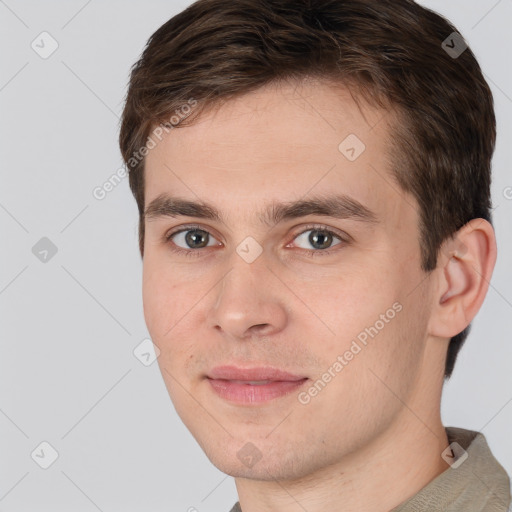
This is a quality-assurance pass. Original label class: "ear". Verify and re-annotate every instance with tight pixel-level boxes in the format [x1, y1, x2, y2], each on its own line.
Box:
[427, 218, 497, 338]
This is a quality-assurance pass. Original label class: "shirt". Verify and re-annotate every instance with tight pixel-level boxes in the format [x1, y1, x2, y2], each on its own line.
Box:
[228, 426, 511, 512]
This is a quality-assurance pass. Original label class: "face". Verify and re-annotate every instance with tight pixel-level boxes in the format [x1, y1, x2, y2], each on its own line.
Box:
[142, 79, 434, 480]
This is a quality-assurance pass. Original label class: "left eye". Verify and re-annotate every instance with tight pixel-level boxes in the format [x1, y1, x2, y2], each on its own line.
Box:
[291, 228, 343, 251]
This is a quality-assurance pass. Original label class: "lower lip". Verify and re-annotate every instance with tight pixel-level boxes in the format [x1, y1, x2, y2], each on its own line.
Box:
[207, 378, 308, 404]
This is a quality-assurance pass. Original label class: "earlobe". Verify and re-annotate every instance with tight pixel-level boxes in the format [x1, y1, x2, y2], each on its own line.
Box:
[428, 219, 497, 339]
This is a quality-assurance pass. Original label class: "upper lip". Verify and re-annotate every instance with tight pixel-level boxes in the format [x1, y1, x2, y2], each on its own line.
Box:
[207, 365, 306, 381]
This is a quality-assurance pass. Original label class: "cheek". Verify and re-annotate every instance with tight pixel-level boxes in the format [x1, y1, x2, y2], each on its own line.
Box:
[304, 269, 393, 347]
[352, 283, 430, 399]
[142, 258, 205, 369]
[316, 303, 425, 419]
[142, 256, 182, 339]
[311, 262, 425, 374]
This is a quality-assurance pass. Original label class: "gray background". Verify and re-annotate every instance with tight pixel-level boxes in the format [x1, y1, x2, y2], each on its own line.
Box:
[1, 1, 511, 510]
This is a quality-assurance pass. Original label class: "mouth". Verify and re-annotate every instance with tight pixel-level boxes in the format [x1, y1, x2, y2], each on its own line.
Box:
[206, 365, 309, 404]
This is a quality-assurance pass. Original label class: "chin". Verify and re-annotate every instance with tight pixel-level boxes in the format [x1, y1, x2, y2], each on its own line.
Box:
[198, 437, 315, 482]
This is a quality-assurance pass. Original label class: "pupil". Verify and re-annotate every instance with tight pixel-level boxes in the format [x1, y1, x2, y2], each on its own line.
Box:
[310, 230, 331, 249]
[186, 230, 208, 248]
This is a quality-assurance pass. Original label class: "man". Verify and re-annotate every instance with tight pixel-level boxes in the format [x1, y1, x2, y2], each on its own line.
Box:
[119, 0, 511, 510]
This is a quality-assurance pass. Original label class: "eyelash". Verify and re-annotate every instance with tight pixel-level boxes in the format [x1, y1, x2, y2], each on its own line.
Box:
[164, 223, 348, 259]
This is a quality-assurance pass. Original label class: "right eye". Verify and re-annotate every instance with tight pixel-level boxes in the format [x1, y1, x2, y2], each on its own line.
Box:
[165, 225, 222, 256]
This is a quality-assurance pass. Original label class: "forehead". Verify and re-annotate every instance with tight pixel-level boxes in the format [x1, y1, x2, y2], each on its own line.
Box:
[143, 79, 416, 229]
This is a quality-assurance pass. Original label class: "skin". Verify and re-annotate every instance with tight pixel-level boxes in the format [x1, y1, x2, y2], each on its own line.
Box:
[141, 78, 496, 512]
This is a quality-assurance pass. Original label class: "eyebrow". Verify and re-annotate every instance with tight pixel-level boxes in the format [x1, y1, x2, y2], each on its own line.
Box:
[144, 193, 379, 227]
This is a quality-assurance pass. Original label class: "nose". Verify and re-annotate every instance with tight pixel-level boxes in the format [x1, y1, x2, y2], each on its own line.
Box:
[208, 251, 288, 341]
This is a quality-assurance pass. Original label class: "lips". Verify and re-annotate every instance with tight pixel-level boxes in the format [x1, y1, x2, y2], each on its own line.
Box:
[206, 365, 308, 404]
[208, 365, 306, 382]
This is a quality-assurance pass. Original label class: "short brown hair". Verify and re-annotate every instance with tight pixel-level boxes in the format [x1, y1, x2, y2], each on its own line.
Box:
[119, 0, 496, 379]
